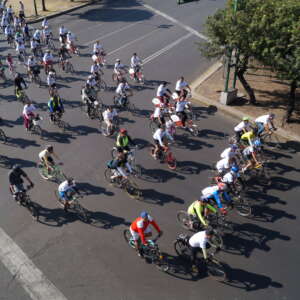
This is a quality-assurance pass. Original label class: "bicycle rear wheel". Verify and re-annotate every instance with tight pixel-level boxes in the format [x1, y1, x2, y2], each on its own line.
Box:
[173, 240, 190, 258]
[38, 163, 51, 180]
[104, 168, 120, 188]
[123, 229, 136, 249]
[154, 253, 169, 272]
[125, 180, 142, 200]
[98, 79, 107, 91]
[177, 211, 192, 230]
[167, 153, 177, 170]
[0, 129, 7, 144]
[206, 258, 226, 281]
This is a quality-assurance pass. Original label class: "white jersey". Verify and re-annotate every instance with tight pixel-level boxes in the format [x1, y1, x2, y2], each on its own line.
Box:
[156, 84, 167, 97]
[43, 53, 53, 63]
[59, 27, 67, 35]
[153, 128, 173, 147]
[103, 110, 114, 121]
[4, 26, 13, 35]
[27, 58, 36, 67]
[255, 114, 272, 125]
[130, 55, 141, 68]
[47, 75, 55, 86]
[33, 30, 41, 40]
[202, 185, 219, 198]
[175, 80, 188, 91]
[114, 62, 125, 73]
[22, 104, 36, 117]
[153, 107, 162, 118]
[16, 42, 25, 52]
[87, 78, 97, 88]
[234, 121, 251, 132]
[222, 172, 235, 184]
[116, 82, 129, 94]
[58, 180, 75, 193]
[93, 43, 103, 53]
[90, 64, 101, 74]
[189, 231, 208, 249]
[216, 157, 230, 172]
[220, 147, 236, 159]
[31, 40, 38, 49]
[42, 19, 49, 28]
[175, 100, 188, 113]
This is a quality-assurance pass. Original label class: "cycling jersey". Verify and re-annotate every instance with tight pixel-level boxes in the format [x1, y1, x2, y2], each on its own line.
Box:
[22, 104, 36, 118]
[201, 185, 231, 209]
[187, 200, 217, 227]
[43, 53, 53, 63]
[116, 82, 129, 94]
[243, 146, 254, 157]
[130, 216, 161, 244]
[255, 114, 272, 125]
[48, 96, 64, 113]
[116, 134, 135, 148]
[175, 80, 188, 92]
[130, 55, 141, 68]
[153, 128, 173, 147]
[30, 40, 38, 49]
[156, 85, 167, 97]
[114, 62, 125, 73]
[189, 231, 208, 249]
[90, 64, 101, 74]
[93, 43, 103, 53]
[220, 147, 236, 159]
[175, 100, 188, 113]
[27, 58, 36, 67]
[103, 110, 115, 121]
[8, 168, 27, 186]
[216, 157, 230, 173]
[234, 121, 251, 132]
[241, 131, 255, 146]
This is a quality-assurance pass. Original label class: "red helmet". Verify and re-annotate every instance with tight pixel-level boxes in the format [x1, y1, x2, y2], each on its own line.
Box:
[119, 128, 127, 134]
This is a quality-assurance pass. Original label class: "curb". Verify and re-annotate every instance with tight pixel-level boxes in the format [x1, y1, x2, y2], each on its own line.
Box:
[27, 0, 97, 25]
[190, 62, 300, 143]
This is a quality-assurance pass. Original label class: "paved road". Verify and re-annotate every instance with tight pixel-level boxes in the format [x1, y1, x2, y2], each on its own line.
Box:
[0, 0, 299, 299]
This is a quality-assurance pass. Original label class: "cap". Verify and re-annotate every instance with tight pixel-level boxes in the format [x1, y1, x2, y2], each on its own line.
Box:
[140, 211, 148, 218]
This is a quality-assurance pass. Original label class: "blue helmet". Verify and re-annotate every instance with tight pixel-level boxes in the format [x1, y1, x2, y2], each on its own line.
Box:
[231, 165, 239, 173]
[140, 211, 148, 218]
[254, 139, 262, 148]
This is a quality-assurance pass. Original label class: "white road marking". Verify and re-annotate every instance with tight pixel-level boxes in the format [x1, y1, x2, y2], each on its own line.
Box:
[0, 228, 68, 300]
[83, 21, 143, 46]
[141, 2, 208, 41]
[143, 33, 193, 65]
[107, 28, 161, 56]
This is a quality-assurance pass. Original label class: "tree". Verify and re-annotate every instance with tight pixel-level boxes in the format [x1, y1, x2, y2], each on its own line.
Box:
[41, 0, 46, 11]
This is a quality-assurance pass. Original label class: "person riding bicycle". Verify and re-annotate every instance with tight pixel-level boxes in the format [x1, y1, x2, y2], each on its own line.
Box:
[129, 211, 162, 257]
[66, 31, 76, 52]
[59, 25, 68, 44]
[58, 178, 80, 211]
[43, 25, 52, 45]
[113, 58, 126, 80]
[41, 17, 48, 29]
[220, 144, 239, 166]
[6, 53, 14, 70]
[187, 197, 217, 229]
[189, 228, 214, 267]
[15, 31, 24, 44]
[4, 23, 14, 42]
[14, 72, 27, 99]
[15, 39, 26, 61]
[255, 113, 276, 136]
[58, 44, 69, 70]
[241, 140, 261, 173]
[234, 116, 253, 142]
[152, 102, 166, 126]
[86, 74, 97, 89]
[47, 70, 56, 92]
[156, 81, 172, 104]
[43, 50, 54, 74]
[130, 53, 142, 81]
[115, 79, 132, 106]
[110, 147, 134, 180]
[8, 164, 34, 202]
[22, 100, 36, 131]
[219, 165, 245, 194]
[26, 55, 39, 78]
[103, 106, 118, 134]
[30, 38, 40, 57]
[215, 156, 231, 175]
[175, 76, 191, 100]
[90, 60, 104, 84]
[201, 183, 231, 214]
[39, 145, 59, 173]
[93, 40, 104, 55]
[33, 28, 41, 44]
[48, 94, 64, 122]
[116, 128, 136, 152]
[152, 124, 174, 159]
[175, 97, 190, 127]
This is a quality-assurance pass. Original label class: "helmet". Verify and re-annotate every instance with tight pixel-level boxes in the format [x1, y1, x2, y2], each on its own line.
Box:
[133, 53, 137, 56]
[162, 81, 168, 86]
[67, 177, 75, 185]
[217, 182, 227, 191]
[117, 147, 123, 153]
[231, 165, 239, 173]
[46, 50, 50, 53]
[88, 75, 93, 79]
[12, 164, 21, 171]
[46, 145, 53, 152]
[116, 58, 120, 62]
[242, 116, 250, 121]
[253, 139, 262, 148]
[119, 128, 127, 134]
[140, 211, 148, 219]
[205, 227, 214, 236]
[199, 196, 208, 202]
[231, 144, 238, 150]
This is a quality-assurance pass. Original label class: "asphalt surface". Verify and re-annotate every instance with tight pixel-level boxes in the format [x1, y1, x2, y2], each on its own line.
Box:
[0, 0, 300, 299]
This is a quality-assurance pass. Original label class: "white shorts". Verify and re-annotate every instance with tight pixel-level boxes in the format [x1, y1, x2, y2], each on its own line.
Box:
[130, 226, 152, 241]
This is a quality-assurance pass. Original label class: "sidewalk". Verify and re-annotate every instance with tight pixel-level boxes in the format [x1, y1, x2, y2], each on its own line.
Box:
[5, 0, 94, 22]
[191, 62, 300, 142]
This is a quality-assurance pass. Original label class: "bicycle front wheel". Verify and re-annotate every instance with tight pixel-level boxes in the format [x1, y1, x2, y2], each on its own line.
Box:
[206, 258, 226, 281]
[234, 197, 252, 217]
[38, 163, 51, 180]
[0, 129, 7, 144]
[104, 168, 120, 188]
[173, 240, 189, 258]
[177, 211, 192, 231]
[123, 229, 136, 249]
[73, 201, 89, 223]
[154, 252, 169, 272]
[125, 179, 142, 200]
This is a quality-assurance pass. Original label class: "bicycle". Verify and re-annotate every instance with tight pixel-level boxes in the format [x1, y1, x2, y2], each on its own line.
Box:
[46, 37, 56, 51]
[9, 184, 38, 220]
[173, 233, 226, 281]
[28, 114, 44, 137]
[227, 193, 252, 217]
[129, 66, 144, 84]
[95, 76, 107, 91]
[169, 114, 199, 137]
[104, 167, 142, 200]
[0, 128, 7, 143]
[80, 98, 103, 120]
[113, 94, 137, 114]
[150, 144, 177, 170]
[38, 162, 66, 183]
[54, 190, 89, 223]
[28, 67, 42, 86]
[123, 230, 169, 272]
[50, 111, 68, 132]
[64, 59, 74, 73]
[100, 117, 119, 137]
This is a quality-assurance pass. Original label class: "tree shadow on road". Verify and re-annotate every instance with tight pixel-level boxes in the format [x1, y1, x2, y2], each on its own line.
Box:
[142, 168, 185, 183]
[176, 160, 211, 175]
[142, 189, 185, 206]
[174, 134, 214, 151]
[0, 155, 36, 169]
[77, 182, 114, 197]
[87, 211, 131, 229]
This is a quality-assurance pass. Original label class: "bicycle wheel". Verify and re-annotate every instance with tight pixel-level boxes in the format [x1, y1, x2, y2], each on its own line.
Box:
[167, 153, 177, 170]
[125, 179, 142, 200]
[177, 211, 192, 230]
[98, 79, 107, 91]
[57, 120, 66, 132]
[52, 166, 67, 183]
[173, 240, 190, 258]
[123, 229, 136, 249]
[208, 230, 223, 250]
[111, 147, 118, 158]
[27, 200, 39, 221]
[0, 129, 7, 144]
[206, 258, 226, 281]
[73, 201, 89, 223]
[80, 101, 88, 113]
[104, 168, 120, 188]
[38, 163, 51, 180]
[190, 125, 199, 137]
[234, 197, 252, 217]
[154, 253, 169, 272]
[33, 125, 42, 137]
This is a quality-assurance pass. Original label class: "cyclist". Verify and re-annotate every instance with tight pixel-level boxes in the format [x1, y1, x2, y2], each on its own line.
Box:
[43, 50, 54, 74]
[201, 183, 231, 214]
[30, 38, 39, 57]
[115, 79, 132, 106]
[48, 94, 64, 122]
[59, 25, 68, 44]
[81, 82, 96, 101]
[9, 164, 34, 202]
[234, 116, 253, 142]
[187, 197, 217, 229]
[156, 81, 172, 104]
[14, 73, 27, 100]
[109, 147, 134, 180]
[26, 55, 38, 78]
[215, 157, 231, 175]
[113, 58, 126, 81]
[175, 76, 191, 100]
[39, 145, 59, 173]
[15, 39, 26, 62]
[33, 28, 41, 44]
[4, 23, 14, 44]
[189, 228, 214, 267]
[47, 70, 56, 94]
[152, 124, 174, 159]
[58, 44, 69, 70]
[175, 97, 190, 127]
[66, 31, 76, 53]
[41, 17, 48, 29]
[22, 100, 36, 131]
[129, 211, 162, 256]
[130, 53, 142, 81]
[116, 128, 136, 152]
[152, 102, 166, 126]
[220, 144, 239, 166]
[241, 140, 261, 172]
[93, 40, 104, 54]
[43, 25, 52, 45]
[102, 106, 118, 135]
[86, 74, 97, 89]
[255, 113, 276, 136]
[58, 178, 80, 211]
[219, 165, 245, 194]
[90, 60, 104, 85]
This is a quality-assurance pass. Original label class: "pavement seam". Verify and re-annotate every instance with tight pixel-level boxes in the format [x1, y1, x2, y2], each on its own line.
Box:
[190, 62, 300, 142]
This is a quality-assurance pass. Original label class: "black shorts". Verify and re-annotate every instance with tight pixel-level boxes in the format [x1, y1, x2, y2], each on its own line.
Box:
[243, 153, 252, 161]
[154, 139, 160, 146]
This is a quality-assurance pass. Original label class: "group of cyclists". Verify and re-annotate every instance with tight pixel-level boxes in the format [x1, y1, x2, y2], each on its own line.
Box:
[2, 4, 279, 272]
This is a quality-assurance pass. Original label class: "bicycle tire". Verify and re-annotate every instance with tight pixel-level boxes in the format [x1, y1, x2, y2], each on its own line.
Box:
[206, 258, 226, 281]
[125, 179, 142, 200]
[234, 197, 252, 217]
[208, 230, 223, 250]
[104, 168, 120, 188]
[154, 253, 169, 272]
[190, 125, 199, 137]
[38, 163, 51, 180]
[27, 201, 39, 221]
[0, 129, 7, 144]
[98, 80, 107, 91]
[80, 101, 88, 113]
[123, 229, 136, 249]
[73, 201, 89, 223]
[173, 240, 190, 258]
[167, 154, 177, 170]
[177, 211, 192, 231]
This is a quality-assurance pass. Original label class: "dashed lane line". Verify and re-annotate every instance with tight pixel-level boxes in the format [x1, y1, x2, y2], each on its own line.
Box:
[0, 227, 68, 300]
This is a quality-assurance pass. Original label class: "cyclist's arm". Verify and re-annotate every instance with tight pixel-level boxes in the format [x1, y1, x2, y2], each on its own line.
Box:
[137, 227, 147, 245]
[202, 246, 208, 260]
[194, 206, 207, 227]
[251, 151, 258, 164]
[150, 220, 161, 234]
[206, 203, 217, 214]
